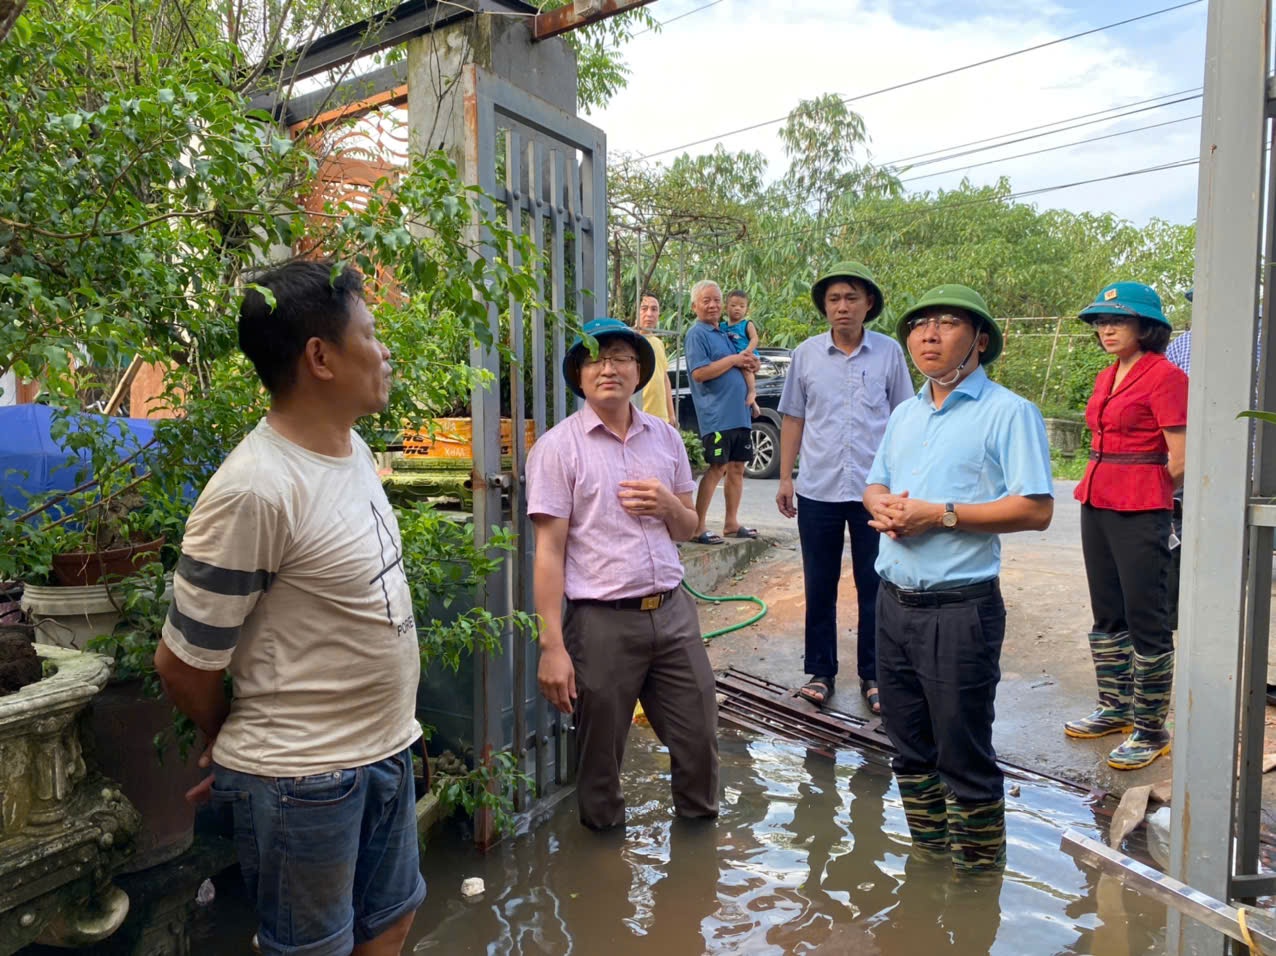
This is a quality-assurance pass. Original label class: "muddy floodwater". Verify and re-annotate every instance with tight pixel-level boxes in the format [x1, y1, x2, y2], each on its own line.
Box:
[409, 728, 1165, 955]
[28, 726, 1167, 955]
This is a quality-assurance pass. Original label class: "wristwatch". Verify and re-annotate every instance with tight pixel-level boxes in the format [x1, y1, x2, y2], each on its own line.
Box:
[941, 502, 959, 529]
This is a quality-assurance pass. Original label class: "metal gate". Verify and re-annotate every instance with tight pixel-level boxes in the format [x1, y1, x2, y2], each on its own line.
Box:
[462, 64, 607, 844]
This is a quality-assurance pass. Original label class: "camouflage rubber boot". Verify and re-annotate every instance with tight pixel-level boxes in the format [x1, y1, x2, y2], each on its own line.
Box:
[897, 772, 949, 854]
[948, 797, 1006, 873]
[1064, 631, 1134, 738]
[1108, 649, 1174, 771]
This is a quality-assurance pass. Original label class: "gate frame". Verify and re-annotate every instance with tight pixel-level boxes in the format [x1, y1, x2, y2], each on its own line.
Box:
[463, 63, 607, 844]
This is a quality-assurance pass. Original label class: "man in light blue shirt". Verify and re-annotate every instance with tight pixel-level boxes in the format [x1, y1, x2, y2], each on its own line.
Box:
[776, 262, 912, 716]
[685, 279, 759, 543]
[864, 284, 1053, 873]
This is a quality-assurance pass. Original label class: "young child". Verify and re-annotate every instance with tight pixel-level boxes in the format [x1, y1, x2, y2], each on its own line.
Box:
[721, 289, 761, 417]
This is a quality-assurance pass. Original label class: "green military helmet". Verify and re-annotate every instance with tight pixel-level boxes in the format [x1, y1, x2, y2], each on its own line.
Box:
[810, 261, 885, 321]
[895, 284, 1003, 365]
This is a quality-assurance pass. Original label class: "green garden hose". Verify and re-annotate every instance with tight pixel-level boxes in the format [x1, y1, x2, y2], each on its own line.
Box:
[681, 579, 768, 640]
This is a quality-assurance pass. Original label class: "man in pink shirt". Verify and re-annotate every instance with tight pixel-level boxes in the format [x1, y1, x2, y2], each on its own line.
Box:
[527, 317, 719, 830]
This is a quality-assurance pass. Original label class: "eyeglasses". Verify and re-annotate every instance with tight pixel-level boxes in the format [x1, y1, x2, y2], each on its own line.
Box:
[1090, 315, 1136, 329]
[907, 314, 969, 333]
[581, 354, 639, 370]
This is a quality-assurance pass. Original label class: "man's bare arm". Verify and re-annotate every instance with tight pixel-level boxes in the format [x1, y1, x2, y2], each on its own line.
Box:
[870, 492, 1053, 537]
[691, 352, 757, 383]
[154, 640, 229, 741]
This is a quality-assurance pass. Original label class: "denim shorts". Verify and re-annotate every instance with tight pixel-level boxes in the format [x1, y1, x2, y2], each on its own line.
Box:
[212, 747, 427, 956]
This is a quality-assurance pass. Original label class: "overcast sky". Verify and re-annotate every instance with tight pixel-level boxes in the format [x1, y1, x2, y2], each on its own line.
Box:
[586, 0, 1206, 226]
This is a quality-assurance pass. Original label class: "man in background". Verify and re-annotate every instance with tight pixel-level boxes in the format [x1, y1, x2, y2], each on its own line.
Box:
[636, 292, 677, 425]
[685, 279, 760, 544]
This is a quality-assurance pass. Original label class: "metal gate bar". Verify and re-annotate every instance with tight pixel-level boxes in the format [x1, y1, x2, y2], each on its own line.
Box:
[462, 64, 607, 844]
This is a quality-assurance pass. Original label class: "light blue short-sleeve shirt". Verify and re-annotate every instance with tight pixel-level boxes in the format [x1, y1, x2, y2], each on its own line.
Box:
[866, 366, 1054, 589]
[685, 321, 751, 434]
[778, 330, 914, 502]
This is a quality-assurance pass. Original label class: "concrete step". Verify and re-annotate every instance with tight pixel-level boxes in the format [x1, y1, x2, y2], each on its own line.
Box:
[678, 534, 772, 595]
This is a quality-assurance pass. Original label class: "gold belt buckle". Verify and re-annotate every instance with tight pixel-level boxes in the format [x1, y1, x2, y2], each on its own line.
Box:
[640, 594, 662, 611]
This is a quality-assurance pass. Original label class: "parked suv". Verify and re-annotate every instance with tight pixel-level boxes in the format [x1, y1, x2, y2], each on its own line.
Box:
[668, 347, 791, 480]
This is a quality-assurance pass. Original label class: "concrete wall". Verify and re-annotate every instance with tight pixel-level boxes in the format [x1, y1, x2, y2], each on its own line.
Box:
[406, 13, 579, 171]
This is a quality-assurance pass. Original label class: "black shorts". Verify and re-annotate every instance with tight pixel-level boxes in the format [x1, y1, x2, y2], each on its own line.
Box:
[702, 427, 753, 465]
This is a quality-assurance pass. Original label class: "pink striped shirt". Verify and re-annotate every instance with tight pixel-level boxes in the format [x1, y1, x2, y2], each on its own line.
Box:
[527, 405, 695, 601]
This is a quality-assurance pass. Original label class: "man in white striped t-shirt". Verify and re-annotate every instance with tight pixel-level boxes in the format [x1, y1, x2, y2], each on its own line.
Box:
[154, 259, 423, 956]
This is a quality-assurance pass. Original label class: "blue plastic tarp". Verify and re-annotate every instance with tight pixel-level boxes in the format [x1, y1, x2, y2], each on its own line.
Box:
[0, 405, 157, 518]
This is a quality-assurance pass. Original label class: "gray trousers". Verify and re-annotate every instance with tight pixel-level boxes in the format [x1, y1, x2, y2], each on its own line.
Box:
[563, 587, 719, 829]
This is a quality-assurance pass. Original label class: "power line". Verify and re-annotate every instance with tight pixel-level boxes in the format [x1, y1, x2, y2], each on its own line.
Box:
[638, 0, 1205, 160]
[883, 90, 1202, 169]
[633, 0, 725, 36]
[736, 158, 1200, 246]
[900, 95, 1201, 170]
[882, 87, 1201, 166]
[900, 114, 1200, 183]
[786, 92, 1199, 216]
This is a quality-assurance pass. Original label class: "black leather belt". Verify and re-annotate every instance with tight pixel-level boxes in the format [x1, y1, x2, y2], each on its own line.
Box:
[1088, 450, 1169, 465]
[882, 579, 998, 608]
[570, 588, 676, 611]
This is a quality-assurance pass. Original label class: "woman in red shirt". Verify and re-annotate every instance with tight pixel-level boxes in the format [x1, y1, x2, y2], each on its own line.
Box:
[1065, 282, 1187, 771]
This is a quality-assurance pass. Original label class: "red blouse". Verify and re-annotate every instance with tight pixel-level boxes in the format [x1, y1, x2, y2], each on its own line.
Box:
[1073, 352, 1188, 511]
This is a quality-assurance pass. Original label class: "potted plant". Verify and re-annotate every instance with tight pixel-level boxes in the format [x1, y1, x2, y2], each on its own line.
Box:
[5, 418, 173, 651]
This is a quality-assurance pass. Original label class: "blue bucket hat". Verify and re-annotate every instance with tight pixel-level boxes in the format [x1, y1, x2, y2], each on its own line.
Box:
[1079, 281, 1170, 328]
[562, 317, 656, 399]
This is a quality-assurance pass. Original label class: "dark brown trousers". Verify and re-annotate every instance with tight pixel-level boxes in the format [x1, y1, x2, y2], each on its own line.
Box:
[563, 587, 719, 829]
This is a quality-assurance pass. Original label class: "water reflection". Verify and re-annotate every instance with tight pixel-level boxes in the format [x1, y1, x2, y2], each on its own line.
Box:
[409, 728, 1167, 955]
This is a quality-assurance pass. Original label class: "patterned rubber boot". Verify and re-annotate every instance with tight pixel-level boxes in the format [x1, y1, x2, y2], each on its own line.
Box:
[1064, 631, 1134, 738]
[948, 798, 1007, 873]
[897, 772, 949, 855]
[1108, 650, 1174, 771]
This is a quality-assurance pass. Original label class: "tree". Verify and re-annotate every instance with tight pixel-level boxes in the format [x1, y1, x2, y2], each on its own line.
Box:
[0, 0, 26, 44]
[537, 0, 660, 111]
[606, 94, 903, 324]
[778, 93, 901, 218]
[607, 146, 765, 312]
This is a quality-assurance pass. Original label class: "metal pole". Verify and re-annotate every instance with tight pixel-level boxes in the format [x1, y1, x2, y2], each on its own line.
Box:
[1040, 316, 1063, 406]
[635, 226, 642, 321]
[462, 64, 505, 850]
[675, 243, 688, 422]
[1168, 1, 1268, 951]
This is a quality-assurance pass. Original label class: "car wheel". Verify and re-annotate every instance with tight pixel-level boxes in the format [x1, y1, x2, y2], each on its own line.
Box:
[747, 420, 780, 479]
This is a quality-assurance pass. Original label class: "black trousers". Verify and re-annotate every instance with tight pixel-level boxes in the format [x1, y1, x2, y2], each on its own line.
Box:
[876, 581, 1006, 805]
[797, 496, 881, 681]
[1079, 504, 1174, 657]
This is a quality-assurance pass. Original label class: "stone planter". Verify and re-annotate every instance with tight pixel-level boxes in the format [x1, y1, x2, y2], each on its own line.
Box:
[1043, 417, 1088, 458]
[0, 645, 140, 954]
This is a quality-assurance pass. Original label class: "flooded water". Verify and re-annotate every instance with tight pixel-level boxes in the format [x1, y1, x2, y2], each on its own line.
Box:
[27, 726, 1167, 955]
[408, 728, 1166, 956]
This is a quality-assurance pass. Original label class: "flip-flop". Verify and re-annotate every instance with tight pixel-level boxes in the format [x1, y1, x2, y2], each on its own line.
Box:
[798, 676, 834, 707]
[726, 527, 759, 539]
[692, 531, 725, 545]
